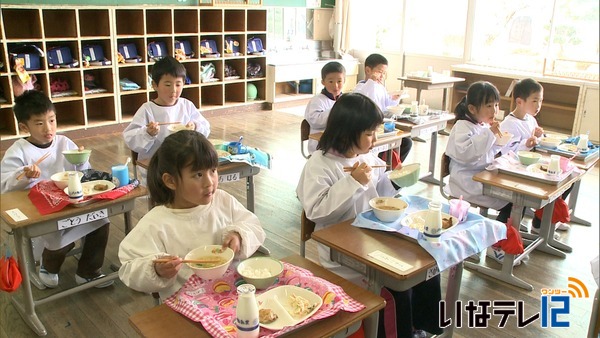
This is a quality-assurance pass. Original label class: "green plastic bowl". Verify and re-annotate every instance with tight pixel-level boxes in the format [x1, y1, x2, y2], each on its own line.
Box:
[517, 151, 542, 165]
[237, 257, 283, 289]
[387, 163, 421, 187]
[62, 149, 91, 165]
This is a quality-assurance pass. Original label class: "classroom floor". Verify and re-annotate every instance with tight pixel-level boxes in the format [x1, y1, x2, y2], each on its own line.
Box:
[1, 104, 598, 337]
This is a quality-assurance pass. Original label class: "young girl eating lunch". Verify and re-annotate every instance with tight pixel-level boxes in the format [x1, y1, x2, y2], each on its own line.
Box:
[296, 92, 442, 338]
[444, 81, 524, 264]
[118, 130, 266, 300]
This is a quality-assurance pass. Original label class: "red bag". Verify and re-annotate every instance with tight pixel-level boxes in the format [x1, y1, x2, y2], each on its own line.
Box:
[379, 149, 402, 170]
[534, 197, 570, 224]
[494, 218, 524, 255]
[0, 246, 22, 293]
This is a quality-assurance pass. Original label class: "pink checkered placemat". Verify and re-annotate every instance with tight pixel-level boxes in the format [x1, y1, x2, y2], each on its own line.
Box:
[164, 262, 365, 337]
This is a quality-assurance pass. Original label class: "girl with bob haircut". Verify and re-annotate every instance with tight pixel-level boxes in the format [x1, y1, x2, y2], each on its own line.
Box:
[119, 130, 265, 300]
[297, 92, 442, 338]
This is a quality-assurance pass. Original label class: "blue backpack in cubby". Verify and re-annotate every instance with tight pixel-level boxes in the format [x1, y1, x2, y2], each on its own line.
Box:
[82, 45, 112, 66]
[175, 40, 195, 58]
[148, 41, 168, 62]
[247, 37, 264, 55]
[9, 44, 44, 71]
[47, 46, 78, 68]
[117, 43, 142, 63]
[200, 39, 220, 58]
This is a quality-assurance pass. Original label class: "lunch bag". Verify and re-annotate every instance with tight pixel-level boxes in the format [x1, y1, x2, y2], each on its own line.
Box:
[9, 44, 44, 71]
[224, 36, 241, 56]
[117, 43, 142, 62]
[174, 40, 195, 57]
[247, 37, 264, 55]
[82, 45, 112, 66]
[200, 39, 220, 57]
[148, 41, 168, 62]
[47, 46, 78, 68]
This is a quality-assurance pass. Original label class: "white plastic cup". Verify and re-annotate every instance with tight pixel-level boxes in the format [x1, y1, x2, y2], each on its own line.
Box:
[411, 101, 419, 115]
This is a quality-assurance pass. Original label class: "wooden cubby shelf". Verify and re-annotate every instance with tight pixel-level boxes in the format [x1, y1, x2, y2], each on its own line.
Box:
[0, 5, 267, 142]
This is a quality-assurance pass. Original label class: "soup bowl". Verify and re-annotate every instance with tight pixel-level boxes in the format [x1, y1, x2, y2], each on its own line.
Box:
[185, 245, 234, 280]
[369, 197, 408, 222]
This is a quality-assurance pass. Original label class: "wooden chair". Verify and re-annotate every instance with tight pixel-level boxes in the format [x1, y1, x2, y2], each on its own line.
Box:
[300, 119, 311, 159]
[300, 210, 316, 258]
[439, 152, 489, 217]
[131, 150, 139, 180]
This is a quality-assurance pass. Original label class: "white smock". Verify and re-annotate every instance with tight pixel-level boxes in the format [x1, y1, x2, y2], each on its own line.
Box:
[296, 150, 399, 286]
[500, 113, 539, 154]
[304, 93, 336, 153]
[122, 99, 211, 184]
[118, 189, 266, 299]
[354, 79, 399, 117]
[445, 120, 509, 210]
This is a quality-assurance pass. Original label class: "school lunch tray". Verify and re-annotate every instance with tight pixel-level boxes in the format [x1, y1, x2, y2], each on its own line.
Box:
[494, 161, 574, 186]
[535, 144, 599, 162]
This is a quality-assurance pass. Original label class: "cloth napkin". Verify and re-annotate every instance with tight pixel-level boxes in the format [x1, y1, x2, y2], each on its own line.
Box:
[164, 262, 365, 338]
[28, 179, 139, 215]
[216, 143, 272, 169]
[352, 195, 507, 271]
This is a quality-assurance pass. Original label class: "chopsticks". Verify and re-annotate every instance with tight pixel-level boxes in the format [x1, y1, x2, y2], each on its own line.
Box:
[343, 165, 390, 172]
[153, 258, 222, 264]
[156, 121, 182, 126]
[16, 152, 50, 180]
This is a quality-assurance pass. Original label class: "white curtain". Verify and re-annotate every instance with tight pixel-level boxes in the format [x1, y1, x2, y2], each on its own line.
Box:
[333, 0, 354, 56]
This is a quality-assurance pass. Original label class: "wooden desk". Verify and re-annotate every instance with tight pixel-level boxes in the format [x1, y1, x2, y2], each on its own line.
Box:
[309, 130, 411, 166]
[0, 186, 147, 336]
[535, 149, 599, 226]
[467, 167, 588, 290]
[128, 255, 385, 338]
[137, 159, 260, 212]
[394, 114, 456, 185]
[398, 76, 465, 112]
[312, 221, 464, 337]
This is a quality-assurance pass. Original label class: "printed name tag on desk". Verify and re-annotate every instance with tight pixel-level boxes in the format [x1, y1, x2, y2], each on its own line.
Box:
[5, 208, 28, 222]
[368, 250, 413, 271]
[371, 144, 390, 154]
[219, 173, 240, 183]
[419, 126, 438, 138]
[57, 208, 108, 230]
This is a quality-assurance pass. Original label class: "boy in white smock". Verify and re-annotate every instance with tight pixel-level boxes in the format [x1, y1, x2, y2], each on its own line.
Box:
[354, 53, 412, 165]
[500, 78, 571, 233]
[123, 56, 210, 184]
[304, 61, 345, 154]
[1, 90, 113, 288]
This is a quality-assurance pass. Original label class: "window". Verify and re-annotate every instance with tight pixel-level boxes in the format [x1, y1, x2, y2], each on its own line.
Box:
[470, 0, 599, 80]
[404, 0, 468, 58]
[545, 0, 599, 80]
[346, 0, 404, 51]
